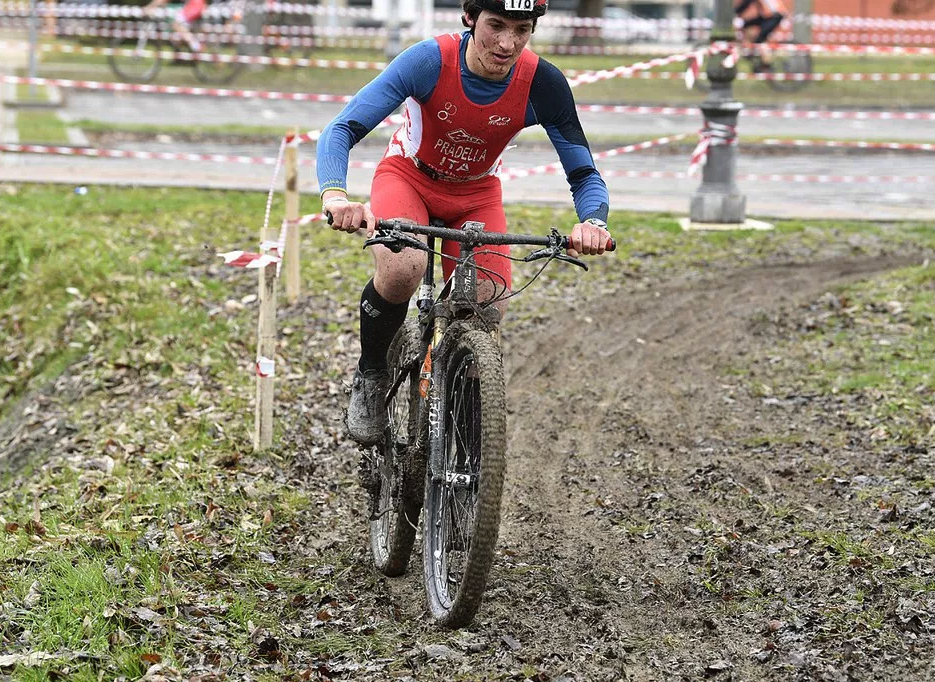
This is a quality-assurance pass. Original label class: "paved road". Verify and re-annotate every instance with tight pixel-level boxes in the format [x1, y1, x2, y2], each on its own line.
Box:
[2, 90, 934, 221]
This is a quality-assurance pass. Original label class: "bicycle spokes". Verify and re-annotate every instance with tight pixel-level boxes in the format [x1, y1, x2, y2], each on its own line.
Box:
[433, 355, 482, 601]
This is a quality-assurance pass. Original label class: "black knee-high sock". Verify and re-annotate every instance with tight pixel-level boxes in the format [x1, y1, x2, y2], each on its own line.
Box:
[358, 279, 409, 372]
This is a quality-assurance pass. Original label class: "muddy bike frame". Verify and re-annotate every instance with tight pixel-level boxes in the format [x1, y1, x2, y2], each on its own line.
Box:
[364, 217, 614, 628]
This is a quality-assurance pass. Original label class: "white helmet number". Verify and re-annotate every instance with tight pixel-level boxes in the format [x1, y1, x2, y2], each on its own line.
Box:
[502, 0, 534, 10]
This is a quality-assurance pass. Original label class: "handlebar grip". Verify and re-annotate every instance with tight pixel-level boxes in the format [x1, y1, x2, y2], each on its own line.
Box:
[606, 238, 616, 252]
[325, 211, 334, 225]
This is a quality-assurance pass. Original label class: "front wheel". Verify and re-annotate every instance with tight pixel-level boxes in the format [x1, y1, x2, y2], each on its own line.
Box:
[108, 28, 162, 83]
[369, 320, 425, 577]
[192, 25, 246, 85]
[423, 329, 506, 629]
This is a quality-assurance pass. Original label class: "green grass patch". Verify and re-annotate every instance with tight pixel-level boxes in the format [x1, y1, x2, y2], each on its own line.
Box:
[15, 110, 70, 144]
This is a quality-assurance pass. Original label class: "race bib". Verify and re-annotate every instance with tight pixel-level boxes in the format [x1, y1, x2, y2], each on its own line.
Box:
[503, 0, 534, 10]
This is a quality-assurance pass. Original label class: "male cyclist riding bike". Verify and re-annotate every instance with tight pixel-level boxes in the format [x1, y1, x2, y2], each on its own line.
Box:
[143, 0, 207, 52]
[734, 0, 787, 70]
[316, 0, 613, 446]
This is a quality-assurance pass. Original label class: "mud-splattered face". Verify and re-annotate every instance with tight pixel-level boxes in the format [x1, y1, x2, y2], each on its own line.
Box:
[465, 10, 534, 81]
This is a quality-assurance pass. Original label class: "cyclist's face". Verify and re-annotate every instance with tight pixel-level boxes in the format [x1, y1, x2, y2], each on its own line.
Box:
[467, 10, 534, 80]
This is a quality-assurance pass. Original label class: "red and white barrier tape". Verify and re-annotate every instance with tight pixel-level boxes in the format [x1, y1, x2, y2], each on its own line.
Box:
[688, 122, 737, 176]
[759, 138, 935, 152]
[4, 140, 934, 185]
[256, 356, 274, 378]
[0, 142, 288, 164]
[220, 250, 280, 268]
[0, 39, 389, 70]
[0, 16, 420, 44]
[0, 75, 354, 103]
[564, 69, 935, 82]
[812, 32, 935, 45]
[566, 51, 698, 88]
[763, 41, 935, 57]
[12, 4, 935, 32]
[21, 74, 935, 122]
[575, 104, 935, 121]
[500, 134, 688, 180]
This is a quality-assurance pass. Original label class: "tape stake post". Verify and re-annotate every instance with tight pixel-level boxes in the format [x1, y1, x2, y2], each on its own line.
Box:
[284, 128, 301, 303]
[254, 146, 282, 450]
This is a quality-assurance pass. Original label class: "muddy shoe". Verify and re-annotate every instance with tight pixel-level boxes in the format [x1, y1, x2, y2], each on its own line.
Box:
[346, 368, 390, 446]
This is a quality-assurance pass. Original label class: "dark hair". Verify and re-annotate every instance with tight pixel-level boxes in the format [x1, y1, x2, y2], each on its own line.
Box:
[461, 0, 546, 31]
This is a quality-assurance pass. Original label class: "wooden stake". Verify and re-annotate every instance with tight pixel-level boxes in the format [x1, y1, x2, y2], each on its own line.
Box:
[284, 129, 301, 302]
[253, 256, 278, 451]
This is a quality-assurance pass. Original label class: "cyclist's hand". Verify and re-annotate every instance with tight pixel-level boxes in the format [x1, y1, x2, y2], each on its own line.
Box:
[323, 193, 375, 236]
[567, 220, 612, 258]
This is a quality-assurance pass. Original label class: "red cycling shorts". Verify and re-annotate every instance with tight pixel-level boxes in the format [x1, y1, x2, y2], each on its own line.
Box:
[370, 155, 512, 290]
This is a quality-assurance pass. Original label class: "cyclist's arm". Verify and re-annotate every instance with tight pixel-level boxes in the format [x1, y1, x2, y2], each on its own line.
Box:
[316, 39, 441, 197]
[527, 59, 610, 225]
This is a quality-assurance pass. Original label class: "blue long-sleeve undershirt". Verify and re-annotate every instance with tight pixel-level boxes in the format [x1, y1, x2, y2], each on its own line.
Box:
[316, 32, 609, 223]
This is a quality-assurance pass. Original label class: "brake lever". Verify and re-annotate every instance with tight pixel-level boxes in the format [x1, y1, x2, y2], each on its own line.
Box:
[554, 253, 589, 271]
[363, 231, 428, 254]
[522, 247, 555, 263]
[522, 247, 589, 271]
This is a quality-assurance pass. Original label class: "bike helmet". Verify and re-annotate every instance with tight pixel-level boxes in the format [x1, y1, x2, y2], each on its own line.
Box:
[462, 0, 548, 24]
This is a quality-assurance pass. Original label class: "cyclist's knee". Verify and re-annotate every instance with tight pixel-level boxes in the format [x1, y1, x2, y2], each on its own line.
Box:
[373, 248, 427, 303]
[478, 280, 509, 318]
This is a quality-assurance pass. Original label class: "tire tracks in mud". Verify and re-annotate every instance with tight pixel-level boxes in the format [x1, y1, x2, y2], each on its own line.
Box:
[485, 254, 916, 676]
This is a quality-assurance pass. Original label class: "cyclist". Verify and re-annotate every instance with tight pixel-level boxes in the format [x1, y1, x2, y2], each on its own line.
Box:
[143, 0, 207, 52]
[734, 0, 787, 70]
[316, 0, 613, 446]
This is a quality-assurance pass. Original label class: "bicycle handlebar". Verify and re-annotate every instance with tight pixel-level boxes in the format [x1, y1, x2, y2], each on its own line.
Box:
[372, 218, 616, 253]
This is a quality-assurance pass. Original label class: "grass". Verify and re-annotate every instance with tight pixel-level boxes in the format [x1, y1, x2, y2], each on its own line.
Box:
[752, 265, 935, 448]
[2, 184, 935, 678]
[14, 110, 70, 144]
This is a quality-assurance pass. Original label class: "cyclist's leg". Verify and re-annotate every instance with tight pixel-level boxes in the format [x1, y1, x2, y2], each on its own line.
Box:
[173, 13, 202, 52]
[361, 160, 431, 372]
[755, 14, 783, 66]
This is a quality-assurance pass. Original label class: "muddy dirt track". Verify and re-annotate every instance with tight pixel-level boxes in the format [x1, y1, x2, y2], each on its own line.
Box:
[299, 250, 934, 682]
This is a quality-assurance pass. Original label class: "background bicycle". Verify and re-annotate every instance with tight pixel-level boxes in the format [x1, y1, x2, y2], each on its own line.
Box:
[693, 41, 814, 93]
[108, 1, 247, 84]
[361, 218, 614, 628]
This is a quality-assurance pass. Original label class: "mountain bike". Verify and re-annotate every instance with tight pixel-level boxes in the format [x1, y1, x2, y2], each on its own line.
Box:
[358, 218, 615, 628]
[108, 5, 246, 84]
[694, 41, 813, 94]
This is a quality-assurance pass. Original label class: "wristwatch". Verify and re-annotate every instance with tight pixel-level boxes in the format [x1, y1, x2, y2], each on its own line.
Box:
[584, 218, 608, 229]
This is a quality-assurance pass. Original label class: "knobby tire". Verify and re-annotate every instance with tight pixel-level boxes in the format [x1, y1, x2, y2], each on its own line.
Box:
[423, 329, 506, 629]
[369, 320, 425, 577]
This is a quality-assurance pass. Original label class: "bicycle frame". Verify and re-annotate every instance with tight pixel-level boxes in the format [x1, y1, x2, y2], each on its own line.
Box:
[365, 216, 614, 626]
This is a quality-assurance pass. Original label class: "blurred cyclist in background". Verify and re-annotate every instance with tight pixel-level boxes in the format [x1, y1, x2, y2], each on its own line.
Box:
[734, 0, 787, 70]
[144, 0, 207, 52]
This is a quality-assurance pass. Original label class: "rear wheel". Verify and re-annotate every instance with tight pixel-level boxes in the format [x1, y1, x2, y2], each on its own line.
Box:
[193, 37, 245, 84]
[423, 329, 506, 629]
[108, 25, 162, 82]
[369, 320, 425, 577]
[765, 48, 813, 93]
